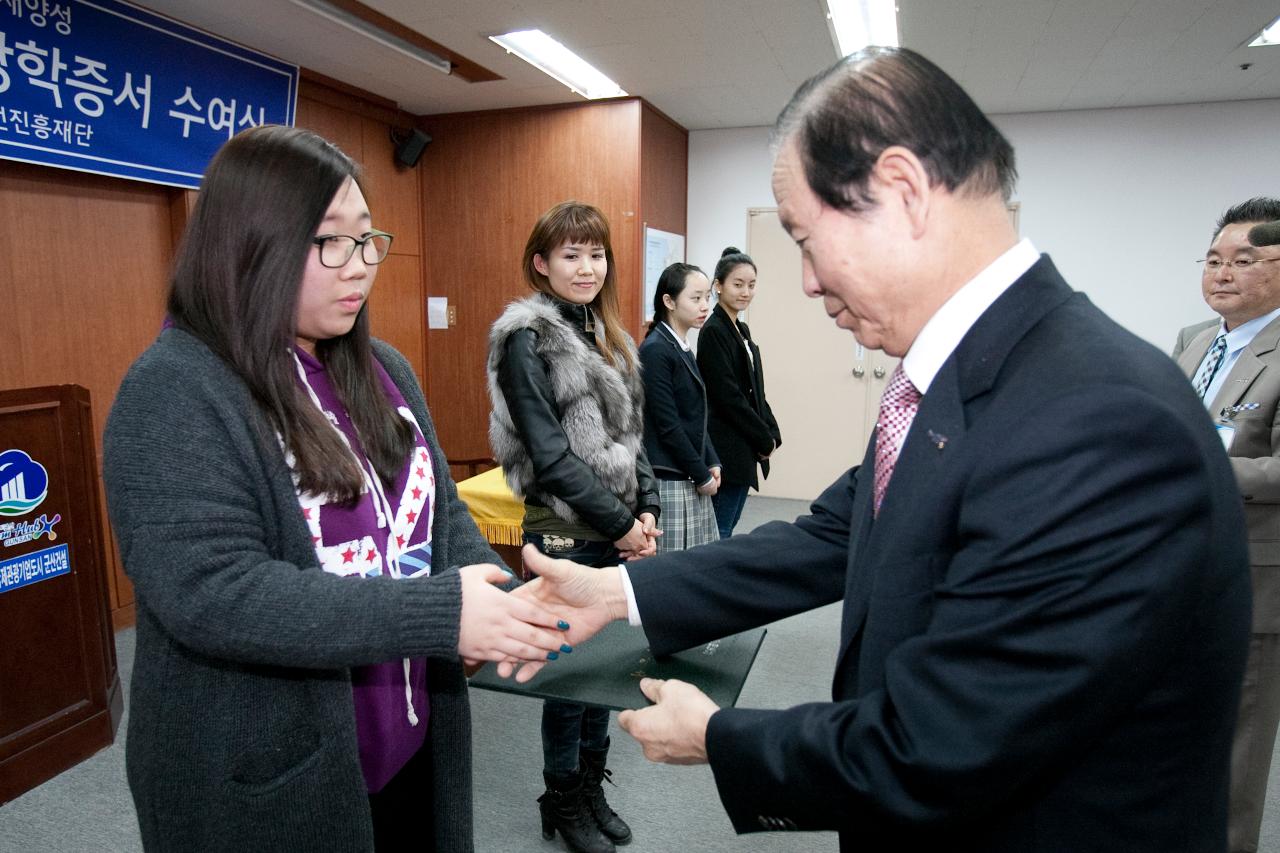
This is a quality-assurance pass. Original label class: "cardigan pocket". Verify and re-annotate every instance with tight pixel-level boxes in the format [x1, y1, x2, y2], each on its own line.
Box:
[229, 724, 323, 794]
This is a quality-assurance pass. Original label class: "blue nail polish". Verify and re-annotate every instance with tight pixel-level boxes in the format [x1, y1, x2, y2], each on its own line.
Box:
[561, 644, 573, 653]
[557, 620, 570, 630]
[547, 651, 560, 661]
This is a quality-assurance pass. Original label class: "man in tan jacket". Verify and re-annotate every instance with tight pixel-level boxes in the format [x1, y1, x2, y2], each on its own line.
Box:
[1174, 196, 1280, 853]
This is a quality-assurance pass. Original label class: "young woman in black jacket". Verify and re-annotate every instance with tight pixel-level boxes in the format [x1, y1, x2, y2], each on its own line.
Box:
[639, 262, 721, 551]
[486, 201, 661, 853]
[697, 247, 782, 539]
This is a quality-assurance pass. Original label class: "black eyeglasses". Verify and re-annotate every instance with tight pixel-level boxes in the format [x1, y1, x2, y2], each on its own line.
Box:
[311, 230, 394, 268]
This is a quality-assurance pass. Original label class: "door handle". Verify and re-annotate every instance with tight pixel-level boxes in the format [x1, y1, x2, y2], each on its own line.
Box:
[873, 366, 886, 379]
[852, 366, 865, 378]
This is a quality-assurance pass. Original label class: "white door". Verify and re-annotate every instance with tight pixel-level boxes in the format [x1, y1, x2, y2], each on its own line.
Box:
[745, 208, 897, 500]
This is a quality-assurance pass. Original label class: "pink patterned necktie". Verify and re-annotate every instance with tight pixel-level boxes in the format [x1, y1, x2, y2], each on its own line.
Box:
[873, 365, 921, 516]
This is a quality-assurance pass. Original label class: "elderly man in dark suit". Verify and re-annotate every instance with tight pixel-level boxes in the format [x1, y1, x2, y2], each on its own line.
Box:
[515, 47, 1250, 853]
[1173, 196, 1280, 853]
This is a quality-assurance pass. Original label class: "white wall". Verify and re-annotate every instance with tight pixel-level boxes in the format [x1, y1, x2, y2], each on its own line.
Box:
[687, 99, 1280, 348]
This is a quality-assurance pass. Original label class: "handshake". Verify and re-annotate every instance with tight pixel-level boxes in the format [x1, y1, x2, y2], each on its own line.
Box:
[455, 544, 628, 683]
[456, 544, 718, 764]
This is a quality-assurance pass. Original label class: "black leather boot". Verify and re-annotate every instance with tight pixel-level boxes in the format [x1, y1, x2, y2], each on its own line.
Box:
[538, 770, 615, 853]
[580, 740, 632, 845]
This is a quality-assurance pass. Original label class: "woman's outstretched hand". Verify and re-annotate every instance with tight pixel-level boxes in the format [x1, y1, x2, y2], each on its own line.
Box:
[457, 563, 573, 683]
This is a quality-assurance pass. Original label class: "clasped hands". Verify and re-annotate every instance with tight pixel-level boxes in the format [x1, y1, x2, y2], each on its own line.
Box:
[460, 545, 719, 763]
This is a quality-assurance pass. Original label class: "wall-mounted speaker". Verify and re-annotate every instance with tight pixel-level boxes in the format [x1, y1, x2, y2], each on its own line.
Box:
[393, 128, 432, 169]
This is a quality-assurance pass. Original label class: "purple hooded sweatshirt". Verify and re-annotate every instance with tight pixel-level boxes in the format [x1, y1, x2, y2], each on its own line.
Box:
[292, 347, 435, 793]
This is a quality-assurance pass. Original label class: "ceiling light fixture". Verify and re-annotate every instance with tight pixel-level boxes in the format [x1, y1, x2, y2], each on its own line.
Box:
[1247, 14, 1280, 46]
[488, 29, 626, 99]
[289, 0, 452, 74]
[824, 0, 900, 57]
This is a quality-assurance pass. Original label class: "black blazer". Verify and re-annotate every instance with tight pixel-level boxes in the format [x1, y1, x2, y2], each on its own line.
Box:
[629, 257, 1251, 852]
[696, 303, 781, 489]
[639, 324, 720, 484]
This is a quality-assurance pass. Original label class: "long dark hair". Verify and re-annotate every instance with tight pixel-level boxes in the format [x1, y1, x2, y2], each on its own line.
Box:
[647, 262, 705, 336]
[168, 124, 413, 503]
[521, 201, 636, 372]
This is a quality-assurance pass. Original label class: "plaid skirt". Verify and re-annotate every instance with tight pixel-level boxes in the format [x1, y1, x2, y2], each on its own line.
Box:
[655, 478, 720, 553]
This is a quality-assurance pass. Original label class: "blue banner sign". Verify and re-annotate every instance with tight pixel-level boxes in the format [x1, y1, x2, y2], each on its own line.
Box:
[0, 542, 70, 595]
[0, 0, 298, 188]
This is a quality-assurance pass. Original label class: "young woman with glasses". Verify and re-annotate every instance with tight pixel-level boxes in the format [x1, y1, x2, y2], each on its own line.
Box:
[103, 125, 570, 852]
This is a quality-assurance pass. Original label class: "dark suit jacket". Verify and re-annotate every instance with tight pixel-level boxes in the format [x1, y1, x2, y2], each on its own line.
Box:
[630, 257, 1251, 852]
[697, 303, 782, 489]
[1175, 316, 1280, 633]
[639, 324, 720, 484]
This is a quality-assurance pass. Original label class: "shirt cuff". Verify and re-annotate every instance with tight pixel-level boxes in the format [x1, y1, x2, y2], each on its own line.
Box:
[618, 565, 643, 626]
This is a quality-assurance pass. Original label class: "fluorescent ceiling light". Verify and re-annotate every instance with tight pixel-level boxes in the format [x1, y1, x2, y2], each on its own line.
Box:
[824, 0, 900, 57]
[1247, 14, 1280, 46]
[289, 0, 452, 74]
[489, 29, 626, 99]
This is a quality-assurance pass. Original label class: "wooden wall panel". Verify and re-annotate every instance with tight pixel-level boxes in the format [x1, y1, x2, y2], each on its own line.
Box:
[0, 160, 173, 621]
[297, 95, 365, 164]
[419, 100, 643, 460]
[366, 253, 425, 384]
[640, 103, 689, 246]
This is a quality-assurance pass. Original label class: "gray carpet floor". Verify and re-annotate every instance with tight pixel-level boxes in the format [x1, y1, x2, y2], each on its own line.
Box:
[2, 495, 1277, 852]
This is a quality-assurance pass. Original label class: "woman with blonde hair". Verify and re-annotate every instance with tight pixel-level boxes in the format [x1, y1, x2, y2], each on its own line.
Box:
[487, 201, 660, 853]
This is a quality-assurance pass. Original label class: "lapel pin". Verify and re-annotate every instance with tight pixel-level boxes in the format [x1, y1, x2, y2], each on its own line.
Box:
[926, 429, 948, 450]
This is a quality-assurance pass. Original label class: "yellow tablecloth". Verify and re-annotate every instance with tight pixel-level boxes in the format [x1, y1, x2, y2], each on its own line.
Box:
[455, 466, 524, 546]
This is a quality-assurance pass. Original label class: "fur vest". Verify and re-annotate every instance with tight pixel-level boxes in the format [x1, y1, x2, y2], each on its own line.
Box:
[487, 294, 645, 526]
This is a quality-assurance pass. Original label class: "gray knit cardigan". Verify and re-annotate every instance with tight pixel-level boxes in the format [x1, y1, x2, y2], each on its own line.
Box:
[103, 329, 499, 852]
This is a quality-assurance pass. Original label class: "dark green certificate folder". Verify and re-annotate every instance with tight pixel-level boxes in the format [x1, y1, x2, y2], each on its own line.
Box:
[468, 622, 767, 711]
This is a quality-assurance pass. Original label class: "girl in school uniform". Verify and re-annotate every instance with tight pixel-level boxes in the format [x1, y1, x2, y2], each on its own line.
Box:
[639, 262, 721, 551]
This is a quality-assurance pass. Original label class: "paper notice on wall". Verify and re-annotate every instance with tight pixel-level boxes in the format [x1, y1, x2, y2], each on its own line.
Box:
[643, 227, 686, 322]
[428, 297, 448, 330]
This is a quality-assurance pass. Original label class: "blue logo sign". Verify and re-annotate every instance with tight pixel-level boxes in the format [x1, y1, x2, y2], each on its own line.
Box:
[0, 449, 49, 516]
[0, 543, 71, 595]
[0, 0, 299, 189]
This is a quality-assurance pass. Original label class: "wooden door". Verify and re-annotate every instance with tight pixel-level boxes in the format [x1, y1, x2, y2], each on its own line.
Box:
[745, 208, 896, 500]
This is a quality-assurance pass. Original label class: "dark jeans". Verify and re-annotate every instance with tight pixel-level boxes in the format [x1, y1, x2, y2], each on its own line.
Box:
[368, 737, 433, 852]
[524, 533, 619, 775]
[712, 484, 750, 540]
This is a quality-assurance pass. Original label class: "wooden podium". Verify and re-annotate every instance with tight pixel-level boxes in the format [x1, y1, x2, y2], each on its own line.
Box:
[0, 385, 122, 803]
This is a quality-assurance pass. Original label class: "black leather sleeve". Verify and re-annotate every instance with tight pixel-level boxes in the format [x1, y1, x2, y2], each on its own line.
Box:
[496, 330, 636, 541]
[634, 447, 661, 520]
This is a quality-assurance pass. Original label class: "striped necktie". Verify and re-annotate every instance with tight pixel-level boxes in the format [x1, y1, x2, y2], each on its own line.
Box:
[1192, 334, 1228, 399]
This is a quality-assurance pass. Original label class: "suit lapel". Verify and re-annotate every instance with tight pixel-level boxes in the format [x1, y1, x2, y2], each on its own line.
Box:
[1175, 326, 1218, 379]
[1209, 315, 1280, 413]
